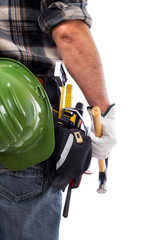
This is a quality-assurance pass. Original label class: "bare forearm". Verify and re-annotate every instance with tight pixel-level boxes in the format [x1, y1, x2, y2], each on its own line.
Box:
[52, 20, 110, 114]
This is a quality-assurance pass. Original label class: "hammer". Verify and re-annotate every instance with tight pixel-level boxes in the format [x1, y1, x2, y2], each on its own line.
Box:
[91, 106, 108, 194]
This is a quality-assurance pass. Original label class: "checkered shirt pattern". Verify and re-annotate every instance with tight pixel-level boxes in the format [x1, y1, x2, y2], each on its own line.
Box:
[0, 0, 92, 77]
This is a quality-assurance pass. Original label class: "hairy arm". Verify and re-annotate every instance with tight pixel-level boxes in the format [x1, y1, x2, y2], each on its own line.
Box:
[52, 20, 110, 114]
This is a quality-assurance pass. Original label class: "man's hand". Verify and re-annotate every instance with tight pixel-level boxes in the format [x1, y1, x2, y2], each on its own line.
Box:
[88, 105, 117, 159]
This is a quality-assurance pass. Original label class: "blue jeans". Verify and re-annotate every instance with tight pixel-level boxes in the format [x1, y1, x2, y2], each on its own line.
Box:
[0, 162, 62, 240]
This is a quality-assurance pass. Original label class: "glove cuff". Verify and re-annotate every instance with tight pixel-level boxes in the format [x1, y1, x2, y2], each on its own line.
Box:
[102, 103, 115, 117]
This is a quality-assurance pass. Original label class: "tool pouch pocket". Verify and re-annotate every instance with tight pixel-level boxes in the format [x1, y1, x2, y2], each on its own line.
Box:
[47, 124, 92, 191]
[56, 125, 92, 177]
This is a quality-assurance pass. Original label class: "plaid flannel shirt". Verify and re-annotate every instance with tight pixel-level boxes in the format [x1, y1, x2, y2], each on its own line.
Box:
[0, 0, 92, 77]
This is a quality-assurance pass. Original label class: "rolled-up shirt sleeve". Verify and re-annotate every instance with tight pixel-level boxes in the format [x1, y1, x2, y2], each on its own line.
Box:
[38, 0, 92, 34]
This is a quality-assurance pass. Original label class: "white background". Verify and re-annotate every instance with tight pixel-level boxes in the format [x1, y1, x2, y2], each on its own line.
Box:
[60, 0, 160, 239]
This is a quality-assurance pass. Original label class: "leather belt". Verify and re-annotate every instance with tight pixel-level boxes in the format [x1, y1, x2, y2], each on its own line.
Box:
[37, 77, 45, 88]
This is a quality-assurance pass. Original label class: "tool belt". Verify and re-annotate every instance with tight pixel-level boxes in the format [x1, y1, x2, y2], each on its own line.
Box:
[37, 75, 92, 191]
[47, 110, 92, 191]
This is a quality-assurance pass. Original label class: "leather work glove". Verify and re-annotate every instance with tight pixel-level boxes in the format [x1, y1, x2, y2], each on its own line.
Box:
[88, 104, 117, 159]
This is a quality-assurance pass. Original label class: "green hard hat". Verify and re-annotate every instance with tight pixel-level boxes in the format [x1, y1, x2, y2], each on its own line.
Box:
[0, 58, 55, 171]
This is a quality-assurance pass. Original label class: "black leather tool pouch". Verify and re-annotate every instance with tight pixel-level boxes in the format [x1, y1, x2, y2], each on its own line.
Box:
[47, 122, 92, 191]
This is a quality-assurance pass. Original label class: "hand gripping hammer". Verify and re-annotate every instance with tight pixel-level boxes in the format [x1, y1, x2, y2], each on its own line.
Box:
[92, 106, 108, 194]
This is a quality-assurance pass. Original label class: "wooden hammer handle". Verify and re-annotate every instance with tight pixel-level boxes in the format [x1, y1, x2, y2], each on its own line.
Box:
[91, 106, 106, 172]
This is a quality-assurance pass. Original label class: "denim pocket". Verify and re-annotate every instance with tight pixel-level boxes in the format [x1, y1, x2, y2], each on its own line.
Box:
[0, 165, 43, 202]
